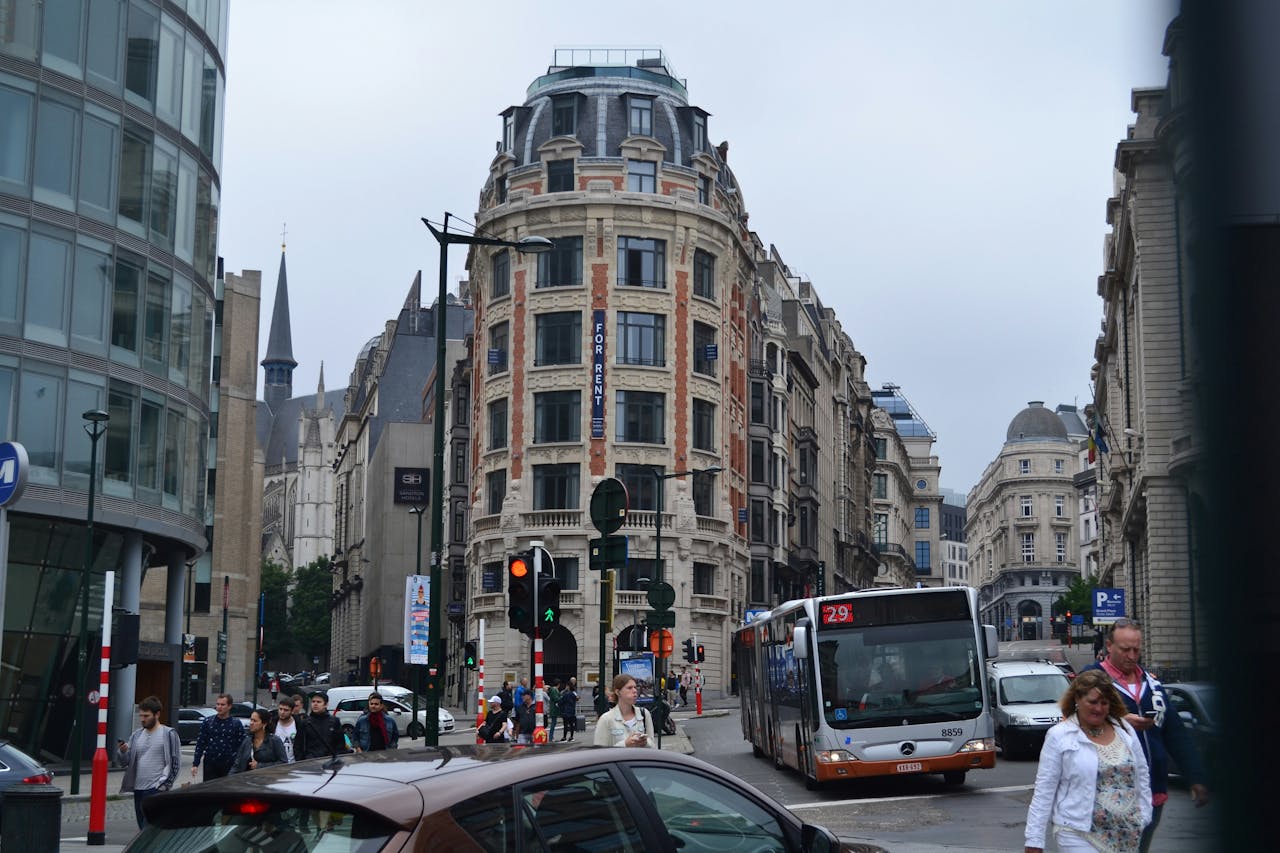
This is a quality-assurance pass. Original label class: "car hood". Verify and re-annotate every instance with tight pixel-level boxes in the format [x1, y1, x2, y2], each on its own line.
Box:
[1002, 702, 1062, 720]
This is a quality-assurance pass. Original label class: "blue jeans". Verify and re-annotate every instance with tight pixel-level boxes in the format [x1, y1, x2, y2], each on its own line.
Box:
[548, 716, 558, 739]
[133, 787, 161, 828]
[1139, 802, 1163, 853]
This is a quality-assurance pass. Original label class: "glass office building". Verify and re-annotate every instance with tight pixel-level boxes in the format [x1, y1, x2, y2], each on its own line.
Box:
[0, 0, 227, 759]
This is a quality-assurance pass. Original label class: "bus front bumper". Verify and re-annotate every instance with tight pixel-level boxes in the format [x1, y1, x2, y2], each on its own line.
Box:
[812, 743, 996, 782]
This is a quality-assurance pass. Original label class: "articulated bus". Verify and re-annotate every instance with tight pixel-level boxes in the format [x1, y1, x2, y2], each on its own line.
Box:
[734, 586, 999, 789]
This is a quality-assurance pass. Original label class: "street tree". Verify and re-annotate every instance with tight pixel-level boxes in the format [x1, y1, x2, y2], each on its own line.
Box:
[1054, 574, 1099, 625]
[290, 557, 332, 664]
[260, 558, 294, 655]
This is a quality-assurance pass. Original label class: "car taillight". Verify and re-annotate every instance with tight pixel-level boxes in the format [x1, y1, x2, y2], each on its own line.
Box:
[22, 773, 52, 784]
[228, 800, 272, 815]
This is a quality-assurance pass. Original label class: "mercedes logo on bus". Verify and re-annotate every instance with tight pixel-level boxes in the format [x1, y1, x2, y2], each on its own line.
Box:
[899, 742, 916, 756]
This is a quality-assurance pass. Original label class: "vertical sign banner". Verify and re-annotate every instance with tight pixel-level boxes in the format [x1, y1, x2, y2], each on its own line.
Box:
[405, 575, 430, 664]
[591, 309, 606, 438]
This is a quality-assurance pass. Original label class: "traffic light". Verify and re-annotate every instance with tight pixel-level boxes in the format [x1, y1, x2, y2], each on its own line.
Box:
[537, 574, 562, 630]
[508, 551, 533, 630]
[463, 641, 478, 670]
[696, 643, 706, 663]
[682, 639, 695, 663]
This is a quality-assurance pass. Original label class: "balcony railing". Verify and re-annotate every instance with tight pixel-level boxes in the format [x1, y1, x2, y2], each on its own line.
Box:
[616, 591, 648, 608]
[473, 515, 500, 534]
[691, 594, 729, 615]
[521, 509, 583, 529]
[621, 510, 674, 531]
[696, 516, 728, 534]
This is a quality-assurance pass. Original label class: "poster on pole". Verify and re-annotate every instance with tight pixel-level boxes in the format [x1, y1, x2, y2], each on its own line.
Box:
[404, 575, 430, 664]
[619, 651, 655, 702]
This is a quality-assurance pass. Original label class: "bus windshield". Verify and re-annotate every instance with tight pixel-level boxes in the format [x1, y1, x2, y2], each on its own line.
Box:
[815, 619, 982, 728]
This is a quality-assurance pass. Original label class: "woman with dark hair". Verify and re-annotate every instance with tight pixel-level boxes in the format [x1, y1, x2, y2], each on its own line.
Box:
[593, 674, 656, 748]
[1025, 669, 1151, 852]
[230, 709, 287, 773]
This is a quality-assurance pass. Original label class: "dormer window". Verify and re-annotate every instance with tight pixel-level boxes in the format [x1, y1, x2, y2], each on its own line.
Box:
[629, 96, 653, 136]
[693, 113, 707, 151]
[552, 95, 576, 136]
[502, 113, 515, 152]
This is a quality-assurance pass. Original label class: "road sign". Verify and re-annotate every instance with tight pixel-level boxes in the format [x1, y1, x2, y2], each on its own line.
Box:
[1092, 588, 1126, 624]
[0, 442, 29, 506]
[645, 610, 676, 629]
[589, 478, 628, 535]
[589, 535, 628, 570]
[647, 582, 675, 611]
[649, 628, 674, 658]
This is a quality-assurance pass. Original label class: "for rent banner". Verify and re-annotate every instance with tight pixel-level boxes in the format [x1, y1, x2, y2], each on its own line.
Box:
[591, 310, 606, 438]
[404, 575, 430, 664]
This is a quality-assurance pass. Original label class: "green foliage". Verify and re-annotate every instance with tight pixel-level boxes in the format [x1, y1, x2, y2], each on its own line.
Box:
[290, 557, 332, 661]
[260, 559, 293, 655]
[1054, 574, 1098, 624]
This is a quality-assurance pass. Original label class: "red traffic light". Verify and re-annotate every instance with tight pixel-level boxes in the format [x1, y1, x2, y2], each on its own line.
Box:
[509, 557, 530, 578]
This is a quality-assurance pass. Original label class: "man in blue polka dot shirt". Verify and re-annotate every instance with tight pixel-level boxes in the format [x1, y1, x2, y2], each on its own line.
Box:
[192, 693, 245, 781]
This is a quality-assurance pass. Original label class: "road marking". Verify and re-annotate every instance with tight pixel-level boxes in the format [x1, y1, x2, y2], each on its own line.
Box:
[785, 784, 1033, 810]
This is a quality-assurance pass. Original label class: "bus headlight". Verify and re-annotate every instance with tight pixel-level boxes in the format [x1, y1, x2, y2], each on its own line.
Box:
[960, 738, 994, 753]
[815, 749, 855, 763]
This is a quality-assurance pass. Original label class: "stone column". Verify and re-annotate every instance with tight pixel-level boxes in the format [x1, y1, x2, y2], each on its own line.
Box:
[110, 532, 144, 746]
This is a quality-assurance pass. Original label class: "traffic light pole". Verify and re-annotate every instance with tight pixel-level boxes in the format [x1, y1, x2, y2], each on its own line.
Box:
[475, 618, 485, 733]
[532, 541, 545, 743]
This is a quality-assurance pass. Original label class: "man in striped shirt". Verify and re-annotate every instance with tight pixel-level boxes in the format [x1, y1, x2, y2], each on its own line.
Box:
[115, 696, 181, 828]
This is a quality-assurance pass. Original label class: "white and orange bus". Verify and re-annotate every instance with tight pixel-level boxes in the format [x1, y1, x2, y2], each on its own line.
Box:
[734, 586, 998, 789]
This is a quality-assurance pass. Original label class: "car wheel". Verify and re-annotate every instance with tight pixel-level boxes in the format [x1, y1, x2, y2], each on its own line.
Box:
[943, 770, 966, 786]
[407, 722, 424, 738]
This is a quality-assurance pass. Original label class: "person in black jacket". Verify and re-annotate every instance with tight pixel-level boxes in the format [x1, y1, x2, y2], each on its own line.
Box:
[1083, 618, 1209, 853]
[230, 709, 287, 773]
[297, 690, 347, 759]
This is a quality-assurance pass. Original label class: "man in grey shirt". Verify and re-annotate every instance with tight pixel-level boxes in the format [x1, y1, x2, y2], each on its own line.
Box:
[115, 695, 181, 829]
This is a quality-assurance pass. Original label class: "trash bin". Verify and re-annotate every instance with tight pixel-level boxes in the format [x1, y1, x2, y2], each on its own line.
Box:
[1, 782, 62, 850]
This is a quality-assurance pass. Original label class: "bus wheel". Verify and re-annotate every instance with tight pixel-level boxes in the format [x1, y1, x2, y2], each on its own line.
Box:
[942, 770, 966, 786]
[804, 774, 821, 791]
[752, 742, 764, 758]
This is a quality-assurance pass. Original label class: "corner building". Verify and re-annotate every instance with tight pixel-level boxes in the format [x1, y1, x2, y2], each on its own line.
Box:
[466, 51, 751, 695]
[0, 1, 228, 758]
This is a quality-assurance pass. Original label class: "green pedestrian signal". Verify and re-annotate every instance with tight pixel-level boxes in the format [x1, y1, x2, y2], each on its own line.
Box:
[463, 640, 478, 670]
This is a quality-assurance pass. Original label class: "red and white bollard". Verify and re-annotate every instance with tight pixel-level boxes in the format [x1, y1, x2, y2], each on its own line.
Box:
[533, 628, 547, 744]
[695, 665, 703, 716]
[88, 570, 115, 846]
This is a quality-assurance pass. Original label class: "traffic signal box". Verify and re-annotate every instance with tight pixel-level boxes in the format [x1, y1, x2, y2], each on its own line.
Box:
[696, 643, 706, 663]
[682, 638, 695, 663]
[508, 551, 533, 630]
[463, 641, 478, 670]
[537, 572, 562, 630]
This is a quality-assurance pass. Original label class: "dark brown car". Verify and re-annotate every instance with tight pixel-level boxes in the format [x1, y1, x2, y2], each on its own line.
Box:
[126, 744, 844, 852]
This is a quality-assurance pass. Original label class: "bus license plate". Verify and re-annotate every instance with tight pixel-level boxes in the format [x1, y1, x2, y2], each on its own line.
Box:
[895, 762, 923, 773]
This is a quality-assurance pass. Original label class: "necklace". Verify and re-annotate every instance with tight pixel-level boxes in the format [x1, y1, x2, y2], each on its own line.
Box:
[1086, 724, 1104, 737]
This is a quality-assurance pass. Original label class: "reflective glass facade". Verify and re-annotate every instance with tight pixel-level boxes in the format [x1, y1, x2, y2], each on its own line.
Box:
[0, 0, 226, 759]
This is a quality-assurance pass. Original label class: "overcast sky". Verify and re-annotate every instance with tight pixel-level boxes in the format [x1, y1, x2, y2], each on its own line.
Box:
[220, 0, 1178, 494]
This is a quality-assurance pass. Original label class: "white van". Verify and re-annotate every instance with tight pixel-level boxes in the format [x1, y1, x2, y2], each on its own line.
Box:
[985, 660, 1069, 759]
[320, 685, 454, 737]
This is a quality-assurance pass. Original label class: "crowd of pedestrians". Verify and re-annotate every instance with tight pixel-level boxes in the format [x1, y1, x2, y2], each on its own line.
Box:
[476, 677, 580, 744]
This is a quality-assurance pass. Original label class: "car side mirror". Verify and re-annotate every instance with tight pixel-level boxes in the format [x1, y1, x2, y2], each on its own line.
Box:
[800, 822, 840, 852]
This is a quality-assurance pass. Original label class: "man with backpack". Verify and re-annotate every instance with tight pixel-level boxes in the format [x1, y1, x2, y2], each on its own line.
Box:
[477, 695, 511, 743]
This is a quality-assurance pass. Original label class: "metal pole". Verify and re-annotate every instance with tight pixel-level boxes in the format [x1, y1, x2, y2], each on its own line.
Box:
[425, 213, 451, 747]
[654, 474, 664, 750]
[475, 617, 485, 736]
[532, 543, 545, 743]
[253, 592, 264, 708]
[87, 570, 114, 846]
[413, 506, 423, 739]
[71, 416, 106, 795]
[220, 576, 229, 692]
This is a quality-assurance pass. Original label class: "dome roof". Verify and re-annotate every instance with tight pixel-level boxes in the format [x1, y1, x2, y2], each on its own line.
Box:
[1006, 401, 1069, 442]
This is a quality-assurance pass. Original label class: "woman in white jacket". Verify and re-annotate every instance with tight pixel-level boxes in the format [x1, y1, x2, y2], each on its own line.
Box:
[593, 674, 657, 748]
[1025, 669, 1152, 852]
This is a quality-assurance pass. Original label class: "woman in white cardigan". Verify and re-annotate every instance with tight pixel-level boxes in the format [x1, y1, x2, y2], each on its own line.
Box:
[1025, 669, 1152, 852]
[593, 674, 657, 748]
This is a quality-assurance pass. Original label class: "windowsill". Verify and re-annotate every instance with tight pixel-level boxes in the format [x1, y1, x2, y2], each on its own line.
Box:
[616, 281, 667, 289]
[692, 292, 718, 305]
[531, 440, 584, 449]
[692, 370, 717, 379]
[534, 282, 585, 290]
[531, 360, 584, 369]
[615, 439, 667, 447]
[488, 291, 512, 305]
[615, 361, 667, 370]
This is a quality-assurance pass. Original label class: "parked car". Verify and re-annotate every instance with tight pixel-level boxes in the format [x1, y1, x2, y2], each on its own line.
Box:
[227, 701, 270, 729]
[0, 741, 52, 828]
[1003, 648, 1076, 679]
[314, 671, 330, 684]
[986, 660, 1070, 759]
[126, 745, 843, 852]
[1163, 681, 1217, 777]
[175, 707, 215, 744]
[333, 696, 454, 738]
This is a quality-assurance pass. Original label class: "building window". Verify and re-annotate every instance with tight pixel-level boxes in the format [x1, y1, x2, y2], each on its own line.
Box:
[482, 560, 503, 593]
[797, 445, 815, 485]
[693, 562, 715, 596]
[1056, 532, 1067, 562]
[915, 507, 929, 528]
[495, 174, 507, 203]
[619, 558, 657, 591]
[486, 469, 506, 515]
[551, 555, 580, 592]
[874, 438, 887, 459]
[873, 473, 887, 499]
[693, 474, 713, 517]
[551, 95, 576, 136]
[454, 383, 469, 426]
[629, 96, 653, 136]
[769, 507, 780, 546]
[1019, 458, 1030, 474]
[491, 250, 509, 299]
[488, 321, 508, 375]
[750, 558, 765, 604]
[750, 499, 766, 543]
[535, 311, 582, 365]
[626, 159, 656, 193]
[1054, 458, 1065, 474]
[533, 463, 579, 510]
[750, 439, 767, 483]
[547, 158, 574, 192]
[488, 398, 508, 450]
[616, 464, 659, 511]
[616, 390, 664, 443]
[617, 237, 665, 287]
[534, 390, 581, 443]
[698, 175, 711, 205]
[1021, 533, 1035, 563]
[1020, 495, 1033, 517]
[693, 322, 717, 376]
[1054, 495, 1065, 517]
[798, 505, 815, 548]
[617, 312, 665, 366]
[750, 383, 765, 424]
[125, 1, 159, 107]
[453, 446, 466, 484]
[692, 398, 715, 451]
[502, 113, 515, 152]
[915, 541, 930, 571]
[537, 236, 583, 287]
[874, 513, 888, 546]
[692, 113, 707, 151]
[693, 249, 715, 300]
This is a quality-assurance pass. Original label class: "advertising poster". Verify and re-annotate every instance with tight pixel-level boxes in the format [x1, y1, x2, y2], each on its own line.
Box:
[404, 575, 430, 664]
[619, 651, 655, 702]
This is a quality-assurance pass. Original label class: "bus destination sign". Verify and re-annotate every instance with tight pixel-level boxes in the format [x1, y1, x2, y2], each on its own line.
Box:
[819, 601, 855, 626]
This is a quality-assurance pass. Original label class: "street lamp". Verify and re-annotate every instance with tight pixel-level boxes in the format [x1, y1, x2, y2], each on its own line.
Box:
[421, 213, 551, 746]
[70, 409, 109, 794]
[651, 464, 722, 747]
[408, 504, 425, 737]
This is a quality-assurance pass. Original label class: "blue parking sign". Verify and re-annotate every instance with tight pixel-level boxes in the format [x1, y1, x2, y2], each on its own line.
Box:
[1092, 588, 1126, 622]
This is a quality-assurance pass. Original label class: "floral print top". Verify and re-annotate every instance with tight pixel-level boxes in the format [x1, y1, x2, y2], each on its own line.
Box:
[1058, 735, 1145, 852]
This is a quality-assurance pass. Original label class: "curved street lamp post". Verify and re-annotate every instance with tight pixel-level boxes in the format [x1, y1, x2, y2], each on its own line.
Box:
[71, 409, 109, 794]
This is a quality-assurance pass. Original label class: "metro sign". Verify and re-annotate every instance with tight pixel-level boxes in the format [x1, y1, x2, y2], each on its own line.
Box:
[0, 442, 29, 507]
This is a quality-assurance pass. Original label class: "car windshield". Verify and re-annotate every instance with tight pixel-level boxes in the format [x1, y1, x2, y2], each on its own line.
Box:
[1000, 674, 1069, 704]
[127, 801, 393, 852]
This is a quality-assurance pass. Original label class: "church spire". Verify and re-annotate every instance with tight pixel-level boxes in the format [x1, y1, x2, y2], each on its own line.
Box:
[316, 361, 325, 408]
[262, 238, 297, 413]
